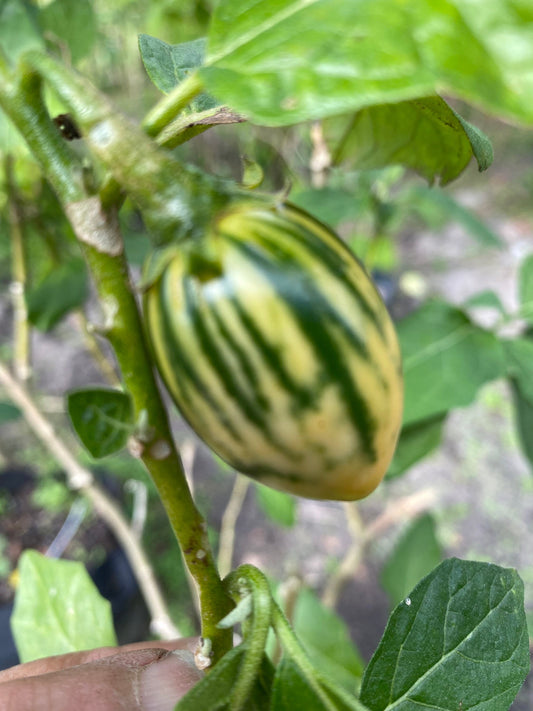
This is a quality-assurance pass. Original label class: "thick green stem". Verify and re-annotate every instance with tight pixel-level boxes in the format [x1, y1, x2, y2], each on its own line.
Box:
[223, 565, 273, 710]
[21, 51, 233, 248]
[4, 154, 31, 381]
[0, 53, 233, 661]
[142, 71, 205, 137]
[0, 64, 85, 202]
[71, 217, 232, 657]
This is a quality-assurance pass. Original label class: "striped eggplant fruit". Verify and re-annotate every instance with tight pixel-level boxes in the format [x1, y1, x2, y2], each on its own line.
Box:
[144, 201, 403, 500]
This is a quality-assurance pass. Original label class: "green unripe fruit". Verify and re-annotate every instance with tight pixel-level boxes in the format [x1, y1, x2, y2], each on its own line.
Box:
[144, 201, 403, 501]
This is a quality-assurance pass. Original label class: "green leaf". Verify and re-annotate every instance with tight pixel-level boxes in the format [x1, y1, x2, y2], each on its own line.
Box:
[11, 550, 117, 663]
[203, 0, 533, 127]
[138, 34, 217, 112]
[0, 401, 21, 423]
[26, 258, 88, 331]
[329, 97, 489, 186]
[0, 0, 43, 61]
[453, 111, 494, 173]
[399, 300, 506, 426]
[175, 645, 273, 711]
[464, 290, 506, 314]
[271, 656, 368, 711]
[290, 188, 369, 229]
[39, 0, 97, 63]
[387, 414, 446, 479]
[255, 483, 296, 527]
[505, 338, 533, 404]
[271, 656, 331, 711]
[399, 186, 504, 248]
[217, 594, 253, 628]
[360, 558, 530, 711]
[67, 388, 134, 459]
[380, 514, 442, 608]
[510, 378, 533, 467]
[518, 253, 533, 322]
[293, 587, 364, 692]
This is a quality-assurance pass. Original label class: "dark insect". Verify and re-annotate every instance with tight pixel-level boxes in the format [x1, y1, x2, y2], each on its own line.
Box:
[53, 114, 81, 141]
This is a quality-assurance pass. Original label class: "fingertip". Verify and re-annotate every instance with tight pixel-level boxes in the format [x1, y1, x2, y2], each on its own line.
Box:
[139, 650, 204, 711]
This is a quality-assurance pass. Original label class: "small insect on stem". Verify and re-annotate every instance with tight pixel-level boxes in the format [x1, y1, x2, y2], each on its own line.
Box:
[53, 113, 82, 141]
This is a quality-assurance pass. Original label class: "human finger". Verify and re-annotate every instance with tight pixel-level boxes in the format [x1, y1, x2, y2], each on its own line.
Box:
[0, 637, 199, 682]
[0, 646, 203, 711]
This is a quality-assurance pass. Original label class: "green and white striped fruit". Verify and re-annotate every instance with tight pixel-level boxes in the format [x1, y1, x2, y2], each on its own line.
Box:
[144, 201, 403, 500]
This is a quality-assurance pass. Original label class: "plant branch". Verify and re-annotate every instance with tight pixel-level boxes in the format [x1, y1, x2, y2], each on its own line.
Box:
[223, 565, 273, 710]
[218, 475, 250, 579]
[309, 121, 331, 189]
[65, 203, 233, 659]
[141, 71, 205, 137]
[157, 106, 246, 150]
[272, 573, 302, 664]
[0, 360, 179, 639]
[97, 105, 245, 211]
[4, 154, 31, 382]
[0, 63, 85, 203]
[322, 489, 437, 608]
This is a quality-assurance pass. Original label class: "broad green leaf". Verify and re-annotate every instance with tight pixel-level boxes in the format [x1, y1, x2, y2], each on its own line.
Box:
[399, 300, 505, 426]
[11, 550, 116, 663]
[453, 111, 494, 173]
[139, 34, 206, 92]
[255, 483, 296, 527]
[175, 645, 273, 711]
[139, 34, 217, 112]
[360, 558, 529, 711]
[329, 97, 490, 186]
[271, 656, 324, 711]
[0, 401, 21, 423]
[67, 388, 134, 459]
[272, 656, 336, 711]
[518, 253, 533, 321]
[387, 414, 446, 479]
[39, 0, 97, 63]
[26, 258, 88, 331]
[0, 0, 43, 61]
[510, 378, 533, 467]
[203, 0, 533, 127]
[380, 514, 442, 608]
[290, 188, 369, 229]
[293, 587, 364, 692]
[505, 338, 533, 404]
[399, 186, 504, 248]
[464, 290, 506, 314]
[271, 656, 368, 711]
